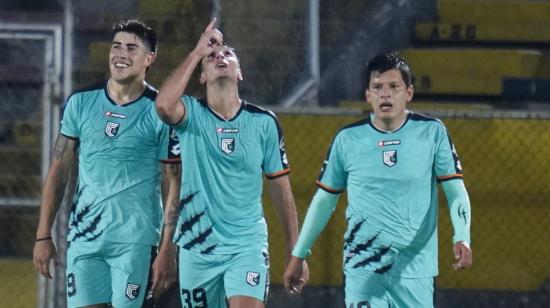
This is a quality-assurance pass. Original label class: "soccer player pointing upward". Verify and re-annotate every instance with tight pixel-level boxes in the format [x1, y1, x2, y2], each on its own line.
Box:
[155, 19, 309, 308]
[284, 51, 472, 308]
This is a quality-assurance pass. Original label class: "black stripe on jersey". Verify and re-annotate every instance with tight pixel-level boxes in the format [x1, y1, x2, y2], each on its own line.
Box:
[345, 220, 365, 245]
[183, 227, 213, 250]
[70, 203, 91, 228]
[178, 211, 205, 235]
[179, 192, 198, 211]
[352, 245, 392, 269]
[344, 232, 379, 265]
[374, 262, 393, 274]
[71, 213, 104, 241]
[201, 244, 217, 254]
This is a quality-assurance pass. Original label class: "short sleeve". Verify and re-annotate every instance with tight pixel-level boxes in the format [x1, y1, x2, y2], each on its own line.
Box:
[263, 113, 290, 179]
[435, 123, 463, 182]
[316, 132, 346, 194]
[59, 95, 79, 139]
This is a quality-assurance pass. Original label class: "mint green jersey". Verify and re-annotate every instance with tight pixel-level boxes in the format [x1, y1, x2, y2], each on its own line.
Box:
[318, 111, 463, 277]
[60, 81, 180, 245]
[173, 95, 290, 254]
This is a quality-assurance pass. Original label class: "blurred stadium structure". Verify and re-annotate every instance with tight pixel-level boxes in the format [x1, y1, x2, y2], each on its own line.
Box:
[1, 0, 550, 307]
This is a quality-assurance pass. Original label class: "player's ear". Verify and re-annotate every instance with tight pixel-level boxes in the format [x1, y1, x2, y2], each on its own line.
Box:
[200, 72, 206, 85]
[237, 68, 243, 81]
[406, 84, 414, 103]
[146, 52, 156, 69]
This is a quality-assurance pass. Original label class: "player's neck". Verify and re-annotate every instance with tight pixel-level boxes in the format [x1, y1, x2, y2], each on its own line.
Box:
[107, 78, 146, 105]
[372, 112, 407, 132]
[206, 85, 241, 120]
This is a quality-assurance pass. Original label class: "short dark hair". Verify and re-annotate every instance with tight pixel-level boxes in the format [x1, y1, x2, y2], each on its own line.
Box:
[112, 19, 157, 53]
[366, 51, 412, 87]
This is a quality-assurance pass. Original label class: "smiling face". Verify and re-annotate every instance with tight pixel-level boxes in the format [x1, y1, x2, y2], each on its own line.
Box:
[109, 31, 155, 84]
[200, 45, 242, 85]
[366, 69, 414, 129]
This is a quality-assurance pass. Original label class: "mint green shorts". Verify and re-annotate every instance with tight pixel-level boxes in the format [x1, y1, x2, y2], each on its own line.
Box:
[344, 268, 434, 308]
[178, 247, 270, 307]
[66, 241, 155, 308]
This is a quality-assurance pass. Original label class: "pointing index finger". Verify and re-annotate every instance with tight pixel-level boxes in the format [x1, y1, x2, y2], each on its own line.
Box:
[205, 18, 217, 32]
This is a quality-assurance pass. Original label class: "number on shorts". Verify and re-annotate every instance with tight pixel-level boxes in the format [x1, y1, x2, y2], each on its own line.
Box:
[67, 273, 77, 297]
[357, 301, 371, 308]
[181, 288, 208, 308]
[349, 301, 371, 308]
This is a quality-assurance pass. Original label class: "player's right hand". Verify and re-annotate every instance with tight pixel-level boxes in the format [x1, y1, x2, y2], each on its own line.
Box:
[283, 256, 308, 296]
[33, 239, 58, 279]
[192, 18, 223, 58]
[151, 245, 178, 297]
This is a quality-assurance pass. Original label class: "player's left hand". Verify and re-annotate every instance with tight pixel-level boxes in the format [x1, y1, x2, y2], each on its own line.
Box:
[151, 245, 178, 297]
[452, 241, 473, 270]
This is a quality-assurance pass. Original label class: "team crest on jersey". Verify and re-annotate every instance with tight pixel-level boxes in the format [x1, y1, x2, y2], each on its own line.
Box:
[105, 121, 120, 138]
[221, 138, 235, 154]
[378, 139, 401, 147]
[246, 272, 260, 286]
[383, 150, 397, 167]
[125, 283, 140, 300]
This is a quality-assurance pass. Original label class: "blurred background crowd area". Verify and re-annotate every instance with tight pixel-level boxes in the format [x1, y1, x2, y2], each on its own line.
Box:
[1, 0, 550, 307]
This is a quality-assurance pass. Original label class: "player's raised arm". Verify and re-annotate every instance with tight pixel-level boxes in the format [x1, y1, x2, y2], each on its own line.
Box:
[156, 19, 223, 125]
[33, 134, 77, 279]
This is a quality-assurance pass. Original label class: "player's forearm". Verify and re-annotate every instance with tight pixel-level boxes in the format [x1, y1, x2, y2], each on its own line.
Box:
[268, 176, 300, 260]
[292, 189, 339, 259]
[160, 163, 181, 249]
[36, 161, 71, 238]
[156, 51, 202, 125]
[441, 179, 471, 244]
[36, 136, 75, 238]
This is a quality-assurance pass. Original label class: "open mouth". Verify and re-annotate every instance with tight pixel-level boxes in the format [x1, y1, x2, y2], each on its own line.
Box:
[380, 102, 393, 111]
[216, 62, 227, 69]
[114, 62, 129, 68]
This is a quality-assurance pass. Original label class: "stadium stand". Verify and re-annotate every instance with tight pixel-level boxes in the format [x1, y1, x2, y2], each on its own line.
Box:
[409, 0, 550, 104]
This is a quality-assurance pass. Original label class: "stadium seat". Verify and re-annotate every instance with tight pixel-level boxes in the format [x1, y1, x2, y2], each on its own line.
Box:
[401, 48, 543, 96]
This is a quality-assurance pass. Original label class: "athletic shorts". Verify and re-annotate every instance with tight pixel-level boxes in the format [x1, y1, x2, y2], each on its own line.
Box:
[66, 241, 155, 308]
[344, 268, 434, 308]
[178, 247, 270, 308]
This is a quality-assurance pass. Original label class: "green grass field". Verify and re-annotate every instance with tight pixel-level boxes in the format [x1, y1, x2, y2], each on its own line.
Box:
[0, 258, 37, 308]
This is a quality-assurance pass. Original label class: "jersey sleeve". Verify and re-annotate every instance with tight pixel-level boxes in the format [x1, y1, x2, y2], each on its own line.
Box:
[434, 122, 463, 182]
[316, 132, 346, 194]
[263, 112, 290, 179]
[177, 95, 195, 130]
[59, 95, 79, 139]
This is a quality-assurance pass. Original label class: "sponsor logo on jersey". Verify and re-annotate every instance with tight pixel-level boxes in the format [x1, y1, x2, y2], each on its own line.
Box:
[246, 271, 260, 286]
[216, 128, 239, 133]
[383, 150, 397, 167]
[104, 121, 120, 138]
[378, 140, 401, 147]
[125, 283, 140, 300]
[104, 111, 127, 119]
[221, 138, 235, 154]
